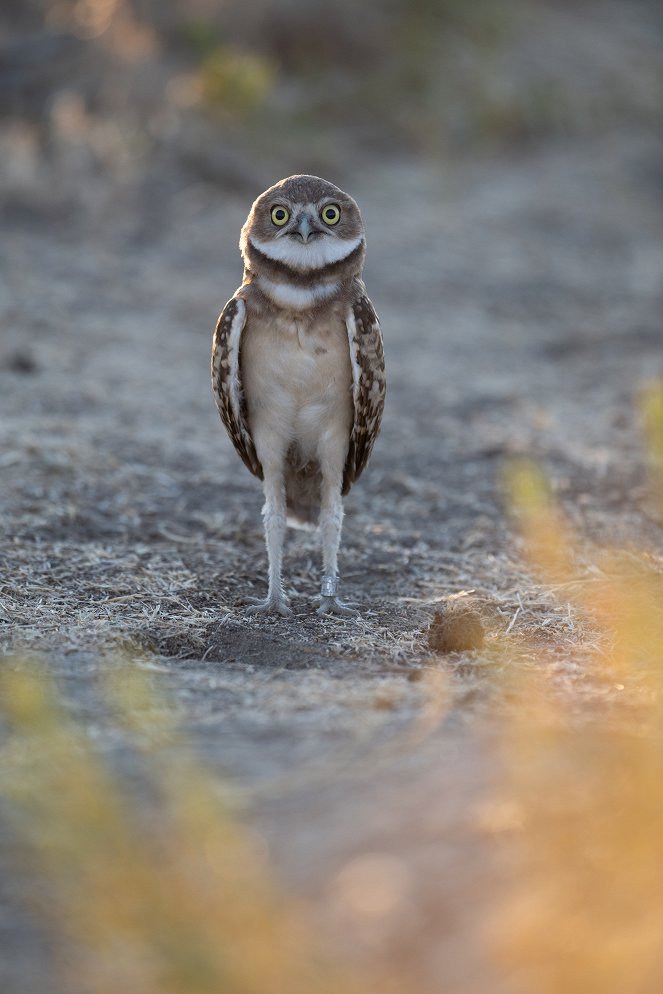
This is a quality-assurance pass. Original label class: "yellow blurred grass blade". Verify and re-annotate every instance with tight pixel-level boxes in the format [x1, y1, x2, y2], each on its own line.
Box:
[493, 455, 663, 994]
[642, 380, 663, 519]
[506, 458, 663, 685]
[642, 381, 663, 473]
[495, 707, 663, 994]
[0, 662, 371, 994]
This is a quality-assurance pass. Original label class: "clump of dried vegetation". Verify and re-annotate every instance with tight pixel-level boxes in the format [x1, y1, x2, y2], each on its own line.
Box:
[2, 387, 663, 993]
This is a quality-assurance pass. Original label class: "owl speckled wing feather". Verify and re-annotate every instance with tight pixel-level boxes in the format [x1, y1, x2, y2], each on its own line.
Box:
[343, 278, 386, 495]
[211, 294, 263, 480]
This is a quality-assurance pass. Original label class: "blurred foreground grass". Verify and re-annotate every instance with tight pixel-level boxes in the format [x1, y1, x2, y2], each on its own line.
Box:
[0, 666, 370, 994]
[1, 387, 663, 994]
[494, 383, 663, 994]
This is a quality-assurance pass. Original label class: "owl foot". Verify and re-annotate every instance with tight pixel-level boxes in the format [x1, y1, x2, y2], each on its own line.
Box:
[316, 576, 356, 616]
[316, 596, 358, 617]
[246, 594, 292, 617]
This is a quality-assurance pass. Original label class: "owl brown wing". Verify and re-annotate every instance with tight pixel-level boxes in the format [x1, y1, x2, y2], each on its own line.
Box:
[342, 281, 386, 495]
[211, 295, 263, 480]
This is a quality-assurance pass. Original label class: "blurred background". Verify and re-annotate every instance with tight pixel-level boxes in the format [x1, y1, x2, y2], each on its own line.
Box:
[1, 0, 661, 215]
[1, 3, 663, 994]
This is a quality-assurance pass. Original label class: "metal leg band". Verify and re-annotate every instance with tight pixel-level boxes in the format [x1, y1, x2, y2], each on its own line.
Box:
[320, 575, 339, 597]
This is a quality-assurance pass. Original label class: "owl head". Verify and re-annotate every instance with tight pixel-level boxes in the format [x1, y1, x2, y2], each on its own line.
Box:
[240, 174, 366, 276]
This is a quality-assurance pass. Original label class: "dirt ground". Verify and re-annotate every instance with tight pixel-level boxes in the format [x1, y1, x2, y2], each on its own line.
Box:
[1, 11, 663, 988]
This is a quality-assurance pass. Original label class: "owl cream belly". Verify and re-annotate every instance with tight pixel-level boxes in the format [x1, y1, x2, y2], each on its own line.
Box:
[241, 310, 353, 464]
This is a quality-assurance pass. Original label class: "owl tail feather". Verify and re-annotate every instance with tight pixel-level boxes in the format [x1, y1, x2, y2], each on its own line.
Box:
[285, 456, 321, 530]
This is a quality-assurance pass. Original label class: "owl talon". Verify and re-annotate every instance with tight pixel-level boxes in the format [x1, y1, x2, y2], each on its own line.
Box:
[316, 596, 358, 617]
[246, 595, 292, 617]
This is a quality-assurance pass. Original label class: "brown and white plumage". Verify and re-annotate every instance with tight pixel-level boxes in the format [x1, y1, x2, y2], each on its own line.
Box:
[211, 174, 385, 615]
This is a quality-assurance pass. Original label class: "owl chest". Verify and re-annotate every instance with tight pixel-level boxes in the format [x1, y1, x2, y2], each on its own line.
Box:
[241, 311, 352, 416]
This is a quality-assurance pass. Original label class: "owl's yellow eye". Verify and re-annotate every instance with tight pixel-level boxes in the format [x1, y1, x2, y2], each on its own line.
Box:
[321, 204, 341, 225]
[270, 205, 289, 226]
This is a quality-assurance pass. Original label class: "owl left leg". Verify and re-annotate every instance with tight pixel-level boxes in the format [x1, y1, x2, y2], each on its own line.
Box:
[246, 429, 292, 617]
[316, 433, 356, 617]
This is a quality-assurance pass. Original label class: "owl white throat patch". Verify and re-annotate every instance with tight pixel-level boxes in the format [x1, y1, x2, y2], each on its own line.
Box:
[249, 233, 364, 273]
[256, 278, 340, 311]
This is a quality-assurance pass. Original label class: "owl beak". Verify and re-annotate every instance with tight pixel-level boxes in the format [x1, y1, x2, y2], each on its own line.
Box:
[294, 214, 314, 243]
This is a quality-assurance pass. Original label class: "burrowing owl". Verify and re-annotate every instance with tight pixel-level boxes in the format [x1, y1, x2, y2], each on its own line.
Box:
[211, 174, 385, 616]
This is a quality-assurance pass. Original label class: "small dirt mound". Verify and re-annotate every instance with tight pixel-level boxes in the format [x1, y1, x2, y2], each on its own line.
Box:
[428, 599, 486, 653]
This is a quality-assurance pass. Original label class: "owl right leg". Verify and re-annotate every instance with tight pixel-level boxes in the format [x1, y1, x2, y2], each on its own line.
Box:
[315, 431, 357, 617]
[246, 432, 292, 617]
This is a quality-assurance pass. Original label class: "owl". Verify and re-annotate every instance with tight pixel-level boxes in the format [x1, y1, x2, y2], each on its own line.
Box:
[211, 174, 385, 616]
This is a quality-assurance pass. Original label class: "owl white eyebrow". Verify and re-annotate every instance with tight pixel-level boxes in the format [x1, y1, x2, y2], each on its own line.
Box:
[249, 234, 363, 272]
[257, 277, 339, 311]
